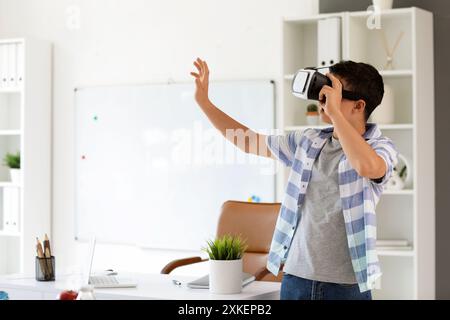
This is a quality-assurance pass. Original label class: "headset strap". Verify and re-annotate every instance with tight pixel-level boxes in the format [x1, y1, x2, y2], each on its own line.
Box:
[307, 66, 367, 102]
[342, 90, 366, 102]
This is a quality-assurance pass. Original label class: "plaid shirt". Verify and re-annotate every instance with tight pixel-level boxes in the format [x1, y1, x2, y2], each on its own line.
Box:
[266, 123, 398, 292]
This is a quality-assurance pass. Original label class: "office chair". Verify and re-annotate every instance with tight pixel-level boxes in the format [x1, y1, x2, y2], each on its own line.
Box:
[161, 200, 284, 282]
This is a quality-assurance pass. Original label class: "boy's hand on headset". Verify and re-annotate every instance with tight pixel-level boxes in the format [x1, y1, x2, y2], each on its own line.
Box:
[318, 73, 343, 119]
[190, 57, 210, 108]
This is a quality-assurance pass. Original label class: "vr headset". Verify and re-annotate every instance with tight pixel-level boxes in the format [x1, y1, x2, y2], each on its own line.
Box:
[291, 67, 366, 102]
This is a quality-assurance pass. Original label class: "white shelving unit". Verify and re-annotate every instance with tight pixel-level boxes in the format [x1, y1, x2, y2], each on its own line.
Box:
[0, 38, 51, 275]
[280, 8, 434, 299]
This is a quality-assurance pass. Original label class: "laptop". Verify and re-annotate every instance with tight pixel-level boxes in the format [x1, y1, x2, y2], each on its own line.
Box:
[187, 272, 255, 289]
[83, 237, 137, 288]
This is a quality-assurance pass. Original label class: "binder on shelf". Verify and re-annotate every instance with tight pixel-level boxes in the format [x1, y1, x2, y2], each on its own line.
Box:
[376, 246, 413, 251]
[4, 44, 11, 88]
[7, 43, 17, 87]
[2, 187, 20, 233]
[0, 44, 8, 88]
[376, 239, 409, 247]
[317, 18, 328, 66]
[16, 42, 24, 86]
[2, 188, 10, 231]
[317, 17, 341, 67]
[376, 239, 411, 251]
[0, 42, 22, 89]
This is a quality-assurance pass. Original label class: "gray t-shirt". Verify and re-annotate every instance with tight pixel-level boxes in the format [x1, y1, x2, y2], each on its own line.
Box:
[283, 134, 357, 284]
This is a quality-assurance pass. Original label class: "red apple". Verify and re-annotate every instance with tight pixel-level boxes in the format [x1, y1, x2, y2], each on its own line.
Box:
[57, 290, 78, 300]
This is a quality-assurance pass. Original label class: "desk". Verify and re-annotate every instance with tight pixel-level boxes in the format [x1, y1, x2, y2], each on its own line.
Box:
[0, 273, 281, 300]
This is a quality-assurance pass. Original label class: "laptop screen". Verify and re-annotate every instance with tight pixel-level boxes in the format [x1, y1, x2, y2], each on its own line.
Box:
[83, 236, 96, 285]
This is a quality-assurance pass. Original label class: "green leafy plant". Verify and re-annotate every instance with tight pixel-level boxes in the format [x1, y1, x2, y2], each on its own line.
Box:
[202, 234, 248, 260]
[3, 151, 20, 169]
[306, 104, 318, 113]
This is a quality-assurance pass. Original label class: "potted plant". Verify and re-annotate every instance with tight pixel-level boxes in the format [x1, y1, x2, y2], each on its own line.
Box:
[306, 103, 319, 125]
[203, 234, 247, 294]
[3, 151, 20, 184]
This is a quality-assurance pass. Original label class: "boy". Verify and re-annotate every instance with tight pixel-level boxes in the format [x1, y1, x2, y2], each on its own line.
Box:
[190, 58, 398, 300]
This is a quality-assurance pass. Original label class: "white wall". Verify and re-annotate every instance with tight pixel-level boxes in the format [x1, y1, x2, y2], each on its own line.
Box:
[0, 0, 318, 276]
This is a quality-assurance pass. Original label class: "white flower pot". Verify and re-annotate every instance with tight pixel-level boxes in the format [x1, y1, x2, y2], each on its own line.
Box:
[306, 114, 319, 126]
[385, 171, 405, 190]
[372, 0, 393, 10]
[209, 259, 243, 294]
[9, 169, 21, 184]
[385, 153, 413, 190]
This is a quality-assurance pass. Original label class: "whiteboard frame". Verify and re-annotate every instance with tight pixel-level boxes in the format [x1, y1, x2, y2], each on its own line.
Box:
[73, 80, 277, 248]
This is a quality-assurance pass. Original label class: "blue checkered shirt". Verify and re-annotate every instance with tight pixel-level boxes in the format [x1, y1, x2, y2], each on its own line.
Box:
[266, 123, 398, 292]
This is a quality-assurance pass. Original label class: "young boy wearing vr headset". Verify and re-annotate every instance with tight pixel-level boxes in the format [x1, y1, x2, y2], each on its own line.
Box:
[191, 58, 398, 300]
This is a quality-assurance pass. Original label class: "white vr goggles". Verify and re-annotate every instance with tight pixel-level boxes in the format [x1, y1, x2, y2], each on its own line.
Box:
[291, 67, 366, 102]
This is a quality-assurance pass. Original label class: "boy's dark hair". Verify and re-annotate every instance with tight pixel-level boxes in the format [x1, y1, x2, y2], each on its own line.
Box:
[329, 61, 384, 122]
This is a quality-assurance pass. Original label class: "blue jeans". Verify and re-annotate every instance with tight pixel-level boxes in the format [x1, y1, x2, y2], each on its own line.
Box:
[280, 273, 372, 300]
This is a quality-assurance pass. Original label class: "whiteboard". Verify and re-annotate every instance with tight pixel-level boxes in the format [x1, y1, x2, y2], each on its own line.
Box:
[74, 81, 275, 250]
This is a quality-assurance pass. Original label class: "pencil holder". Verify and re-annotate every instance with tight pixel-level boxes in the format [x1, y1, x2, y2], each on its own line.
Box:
[35, 256, 55, 281]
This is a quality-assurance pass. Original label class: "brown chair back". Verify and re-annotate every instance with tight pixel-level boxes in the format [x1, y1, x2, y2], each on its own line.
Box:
[216, 200, 283, 282]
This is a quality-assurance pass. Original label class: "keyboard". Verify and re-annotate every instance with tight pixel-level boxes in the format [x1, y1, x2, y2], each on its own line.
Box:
[89, 276, 119, 286]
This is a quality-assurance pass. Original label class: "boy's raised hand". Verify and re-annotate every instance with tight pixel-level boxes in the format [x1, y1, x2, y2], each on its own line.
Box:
[190, 58, 210, 107]
[188, 57, 272, 158]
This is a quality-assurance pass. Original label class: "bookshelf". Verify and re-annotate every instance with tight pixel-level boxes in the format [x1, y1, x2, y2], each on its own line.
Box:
[0, 38, 51, 275]
[280, 8, 434, 299]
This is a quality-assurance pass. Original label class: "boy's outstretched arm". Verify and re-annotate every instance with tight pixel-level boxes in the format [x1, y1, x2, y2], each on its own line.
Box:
[319, 73, 387, 180]
[190, 58, 273, 158]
